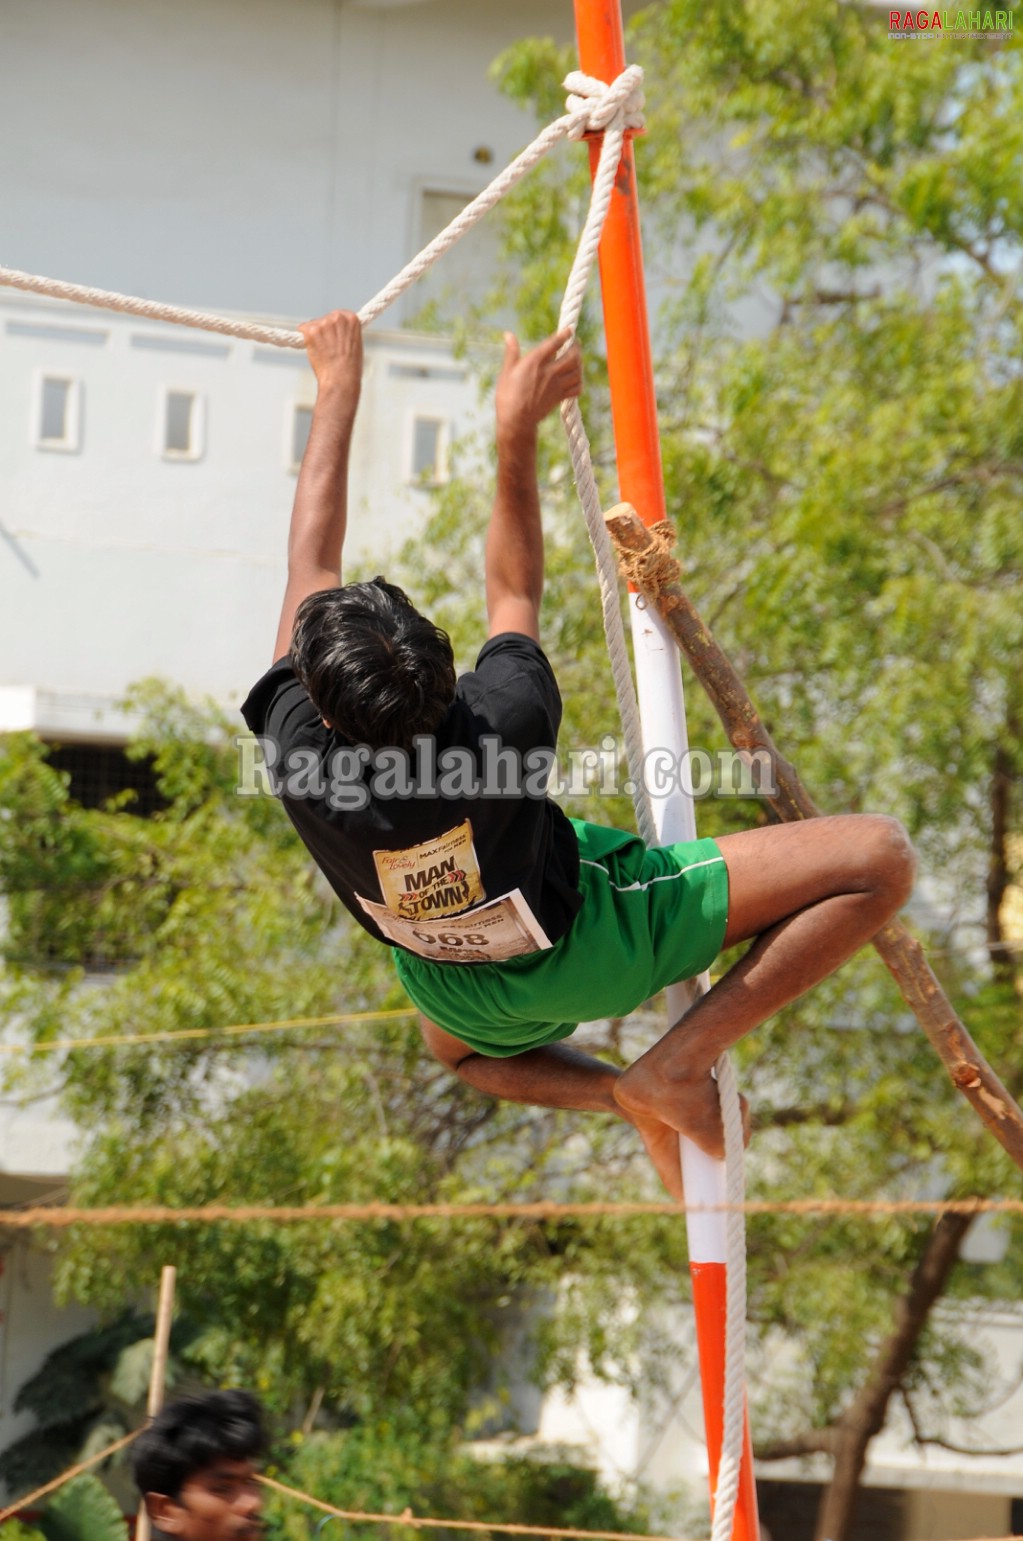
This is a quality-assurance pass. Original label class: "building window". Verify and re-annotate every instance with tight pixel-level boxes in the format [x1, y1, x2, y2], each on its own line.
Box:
[288, 403, 314, 472]
[34, 373, 82, 452]
[8, 744, 168, 972]
[409, 415, 448, 485]
[410, 187, 504, 327]
[160, 388, 205, 460]
[46, 743, 167, 817]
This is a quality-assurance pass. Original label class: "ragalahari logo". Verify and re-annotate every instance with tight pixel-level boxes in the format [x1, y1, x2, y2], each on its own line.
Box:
[889, 8, 1014, 36]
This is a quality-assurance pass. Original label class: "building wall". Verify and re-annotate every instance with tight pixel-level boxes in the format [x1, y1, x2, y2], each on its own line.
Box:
[0, 289, 483, 721]
[1, 0, 601, 726]
[0, 1243, 100, 1470]
[903, 1487, 1012, 1541]
[1, 0, 572, 322]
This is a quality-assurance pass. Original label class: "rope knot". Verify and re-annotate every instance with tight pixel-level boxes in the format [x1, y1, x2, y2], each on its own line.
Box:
[620, 521, 684, 606]
[563, 65, 645, 141]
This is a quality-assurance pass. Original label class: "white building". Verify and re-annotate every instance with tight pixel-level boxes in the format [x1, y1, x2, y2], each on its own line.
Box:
[0, 294, 482, 729]
[2, 0, 562, 738]
[2, 2, 1022, 1536]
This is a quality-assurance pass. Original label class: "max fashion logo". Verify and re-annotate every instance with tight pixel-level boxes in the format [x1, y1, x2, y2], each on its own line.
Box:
[235, 734, 776, 812]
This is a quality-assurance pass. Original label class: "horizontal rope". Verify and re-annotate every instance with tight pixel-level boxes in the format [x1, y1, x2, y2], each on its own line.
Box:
[0, 1007, 417, 1058]
[264, 1468, 1023, 1541]
[261, 1471, 692, 1541]
[2, 1197, 1019, 1230]
[0, 1429, 139, 1524]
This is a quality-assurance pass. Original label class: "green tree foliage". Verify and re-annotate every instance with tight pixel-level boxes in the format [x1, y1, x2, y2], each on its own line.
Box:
[0, 1310, 194, 1492]
[266, 1422, 651, 1541]
[0, 706, 682, 1499]
[37, 1476, 127, 1541]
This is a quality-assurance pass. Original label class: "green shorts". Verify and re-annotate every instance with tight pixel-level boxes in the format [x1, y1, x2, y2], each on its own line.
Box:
[392, 819, 729, 1057]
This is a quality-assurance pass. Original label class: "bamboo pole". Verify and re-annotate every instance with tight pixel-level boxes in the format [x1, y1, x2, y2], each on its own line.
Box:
[604, 503, 1023, 1171]
[136, 1265, 177, 1541]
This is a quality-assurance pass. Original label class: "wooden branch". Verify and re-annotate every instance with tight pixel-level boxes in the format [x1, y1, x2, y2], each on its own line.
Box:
[754, 1429, 840, 1461]
[815, 1212, 973, 1541]
[761, 1101, 856, 1130]
[604, 503, 1023, 1173]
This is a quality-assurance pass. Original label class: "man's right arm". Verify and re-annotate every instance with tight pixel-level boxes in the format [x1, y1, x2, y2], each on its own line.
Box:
[272, 311, 364, 663]
[485, 329, 582, 642]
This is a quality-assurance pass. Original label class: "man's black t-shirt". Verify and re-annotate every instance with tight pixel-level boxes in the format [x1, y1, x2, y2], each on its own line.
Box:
[240, 634, 582, 960]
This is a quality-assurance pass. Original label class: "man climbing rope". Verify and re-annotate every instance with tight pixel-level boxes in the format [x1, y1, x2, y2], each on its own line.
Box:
[242, 311, 916, 1200]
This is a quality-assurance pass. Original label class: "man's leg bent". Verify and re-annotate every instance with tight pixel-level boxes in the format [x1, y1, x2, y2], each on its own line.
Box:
[615, 814, 916, 1157]
[419, 1016, 686, 1201]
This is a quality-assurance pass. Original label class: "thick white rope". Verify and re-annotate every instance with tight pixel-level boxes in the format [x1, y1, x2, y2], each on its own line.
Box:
[551, 70, 746, 1541]
[710, 1056, 748, 1541]
[360, 67, 642, 331]
[1, 67, 747, 1532]
[0, 71, 644, 346]
[553, 69, 656, 849]
[0, 266, 308, 348]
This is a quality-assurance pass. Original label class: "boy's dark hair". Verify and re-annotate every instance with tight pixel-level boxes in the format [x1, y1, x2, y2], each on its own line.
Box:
[131, 1389, 266, 1499]
[290, 577, 457, 751]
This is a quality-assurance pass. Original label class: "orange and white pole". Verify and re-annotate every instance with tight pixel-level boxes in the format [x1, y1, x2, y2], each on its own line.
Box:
[572, 5, 759, 1536]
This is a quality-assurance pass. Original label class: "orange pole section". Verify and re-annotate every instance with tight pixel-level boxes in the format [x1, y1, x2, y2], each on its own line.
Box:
[573, 1, 665, 534]
[692, 1266, 762, 1540]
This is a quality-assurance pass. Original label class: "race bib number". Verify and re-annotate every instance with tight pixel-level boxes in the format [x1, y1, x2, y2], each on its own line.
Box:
[357, 888, 552, 964]
[372, 820, 484, 922]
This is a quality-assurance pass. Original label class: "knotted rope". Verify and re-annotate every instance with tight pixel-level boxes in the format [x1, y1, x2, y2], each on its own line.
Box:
[614, 520, 685, 608]
[553, 69, 657, 850]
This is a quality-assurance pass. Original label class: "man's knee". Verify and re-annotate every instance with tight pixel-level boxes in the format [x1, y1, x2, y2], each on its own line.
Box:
[859, 814, 916, 905]
[418, 1014, 477, 1072]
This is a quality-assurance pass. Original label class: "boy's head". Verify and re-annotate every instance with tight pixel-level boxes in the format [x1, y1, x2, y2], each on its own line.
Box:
[131, 1389, 266, 1540]
[291, 578, 457, 751]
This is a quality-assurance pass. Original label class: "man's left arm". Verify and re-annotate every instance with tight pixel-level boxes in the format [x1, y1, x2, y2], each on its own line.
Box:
[485, 329, 581, 643]
[272, 311, 364, 663]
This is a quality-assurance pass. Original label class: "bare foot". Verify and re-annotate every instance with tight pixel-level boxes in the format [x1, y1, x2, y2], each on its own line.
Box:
[617, 1109, 685, 1203]
[615, 1065, 750, 1163]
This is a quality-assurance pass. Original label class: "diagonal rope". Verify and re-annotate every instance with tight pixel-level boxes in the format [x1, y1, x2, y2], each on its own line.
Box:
[0, 1007, 416, 1058]
[0, 1430, 139, 1524]
[0, 72, 643, 345]
[260, 1472, 687, 1541]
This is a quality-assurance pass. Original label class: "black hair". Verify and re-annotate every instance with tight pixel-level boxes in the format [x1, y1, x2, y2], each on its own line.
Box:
[131, 1389, 267, 1500]
[290, 578, 457, 751]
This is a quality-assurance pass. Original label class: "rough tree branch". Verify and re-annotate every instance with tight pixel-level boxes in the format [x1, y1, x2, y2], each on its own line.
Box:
[604, 503, 1023, 1173]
